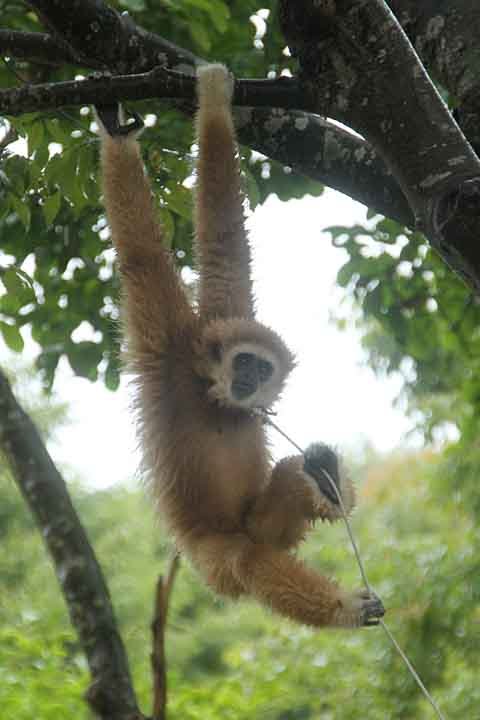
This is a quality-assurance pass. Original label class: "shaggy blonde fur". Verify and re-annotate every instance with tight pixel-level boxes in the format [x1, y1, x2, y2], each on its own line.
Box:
[98, 64, 383, 628]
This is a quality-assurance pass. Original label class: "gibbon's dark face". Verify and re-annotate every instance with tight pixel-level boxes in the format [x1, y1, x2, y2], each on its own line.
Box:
[200, 319, 294, 410]
[231, 351, 274, 400]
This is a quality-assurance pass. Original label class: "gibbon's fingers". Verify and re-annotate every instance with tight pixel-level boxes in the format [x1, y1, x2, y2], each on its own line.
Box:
[95, 103, 144, 138]
[194, 64, 254, 321]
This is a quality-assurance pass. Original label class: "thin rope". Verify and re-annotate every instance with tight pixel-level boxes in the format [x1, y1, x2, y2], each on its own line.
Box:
[257, 410, 447, 720]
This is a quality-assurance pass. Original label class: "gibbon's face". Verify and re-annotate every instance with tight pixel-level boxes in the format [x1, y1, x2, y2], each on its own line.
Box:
[199, 322, 295, 411]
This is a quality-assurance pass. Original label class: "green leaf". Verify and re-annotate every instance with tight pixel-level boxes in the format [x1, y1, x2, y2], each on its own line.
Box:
[67, 341, 102, 380]
[164, 185, 192, 220]
[104, 361, 120, 391]
[43, 190, 62, 227]
[158, 208, 175, 249]
[188, 19, 212, 51]
[27, 121, 45, 158]
[9, 196, 31, 231]
[2, 268, 25, 295]
[0, 321, 24, 352]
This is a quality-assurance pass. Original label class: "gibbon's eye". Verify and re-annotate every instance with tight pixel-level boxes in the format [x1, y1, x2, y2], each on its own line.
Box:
[233, 352, 253, 370]
[257, 358, 274, 383]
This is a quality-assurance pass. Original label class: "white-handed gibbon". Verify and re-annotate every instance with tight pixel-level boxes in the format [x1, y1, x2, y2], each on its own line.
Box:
[96, 64, 384, 628]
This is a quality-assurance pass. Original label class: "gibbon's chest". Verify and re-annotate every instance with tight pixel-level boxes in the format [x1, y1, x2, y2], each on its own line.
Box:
[180, 411, 268, 521]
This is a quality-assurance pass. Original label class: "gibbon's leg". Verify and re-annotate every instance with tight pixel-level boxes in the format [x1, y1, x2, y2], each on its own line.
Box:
[97, 105, 193, 354]
[195, 64, 255, 321]
[193, 532, 384, 628]
[246, 447, 355, 550]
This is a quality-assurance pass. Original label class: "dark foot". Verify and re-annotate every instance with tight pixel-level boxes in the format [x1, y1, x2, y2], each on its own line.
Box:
[303, 443, 341, 505]
[95, 103, 144, 137]
[337, 589, 385, 628]
[359, 590, 385, 627]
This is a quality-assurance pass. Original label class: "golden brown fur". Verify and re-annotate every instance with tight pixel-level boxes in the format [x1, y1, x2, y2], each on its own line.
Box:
[97, 64, 384, 628]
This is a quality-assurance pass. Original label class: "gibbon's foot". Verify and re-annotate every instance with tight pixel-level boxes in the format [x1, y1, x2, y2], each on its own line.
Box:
[95, 103, 144, 138]
[336, 589, 385, 628]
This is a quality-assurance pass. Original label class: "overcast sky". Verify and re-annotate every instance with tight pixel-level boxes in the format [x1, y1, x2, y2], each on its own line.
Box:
[23, 188, 416, 489]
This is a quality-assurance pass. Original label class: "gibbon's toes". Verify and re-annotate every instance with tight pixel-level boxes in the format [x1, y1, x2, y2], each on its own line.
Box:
[303, 443, 341, 505]
[335, 589, 385, 628]
[361, 592, 385, 627]
[355, 589, 385, 627]
[95, 103, 144, 138]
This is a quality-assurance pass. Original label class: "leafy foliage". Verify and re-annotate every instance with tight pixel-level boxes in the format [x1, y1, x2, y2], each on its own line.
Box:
[328, 217, 480, 441]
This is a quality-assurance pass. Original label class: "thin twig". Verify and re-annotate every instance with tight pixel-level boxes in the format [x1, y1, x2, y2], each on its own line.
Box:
[151, 551, 181, 720]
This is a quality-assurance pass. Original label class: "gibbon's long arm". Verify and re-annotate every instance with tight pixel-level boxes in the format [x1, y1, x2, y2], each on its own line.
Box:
[99, 115, 193, 356]
[194, 65, 255, 321]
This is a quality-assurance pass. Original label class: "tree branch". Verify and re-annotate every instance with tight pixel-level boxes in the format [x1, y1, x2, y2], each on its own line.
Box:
[26, 0, 199, 72]
[387, 0, 480, 154]
[280, 0, 480, 291]
[151, 552, 180, 720]
[0, 67, 305, 116]
[237, 108, 413, 227]
[0, 29, 84, 66]
[0, 367, 142, 720]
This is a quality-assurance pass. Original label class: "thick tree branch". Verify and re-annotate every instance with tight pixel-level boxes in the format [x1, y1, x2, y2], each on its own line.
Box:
[387, 0, 480, 153]
[0, 368, 142, 720]
[280, 0, 480, 291]
[237, 108, 413, 227]
[27, 0, 199, 72]
[0, 29, 84, 66]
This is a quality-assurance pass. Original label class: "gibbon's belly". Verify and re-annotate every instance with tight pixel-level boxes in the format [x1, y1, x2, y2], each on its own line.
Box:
[161, 420, 268, 533]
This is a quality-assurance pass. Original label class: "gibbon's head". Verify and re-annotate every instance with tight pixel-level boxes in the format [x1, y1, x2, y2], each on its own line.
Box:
[197, 318, 296, 411]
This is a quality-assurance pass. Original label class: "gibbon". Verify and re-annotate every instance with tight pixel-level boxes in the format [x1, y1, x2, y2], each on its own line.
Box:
[96, 64, 384, 629]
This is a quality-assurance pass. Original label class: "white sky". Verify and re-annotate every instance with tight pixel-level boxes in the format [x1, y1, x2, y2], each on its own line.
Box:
[30, 189, 415, 489]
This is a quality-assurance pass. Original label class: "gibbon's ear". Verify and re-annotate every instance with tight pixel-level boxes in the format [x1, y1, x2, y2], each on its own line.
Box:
[95, 103, 144, 139]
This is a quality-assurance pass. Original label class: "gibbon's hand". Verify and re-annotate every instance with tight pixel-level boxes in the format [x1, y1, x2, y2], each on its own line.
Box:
[303, 442, 341, 505]
[95, 103, 144, 138]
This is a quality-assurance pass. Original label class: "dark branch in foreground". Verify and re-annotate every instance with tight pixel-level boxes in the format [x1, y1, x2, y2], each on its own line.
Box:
[0, 368, 142, 720]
